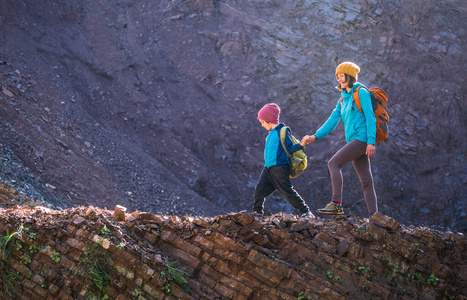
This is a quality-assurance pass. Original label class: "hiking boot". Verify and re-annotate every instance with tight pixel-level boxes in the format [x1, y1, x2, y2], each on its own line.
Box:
[301, 211, 315, 219]
[317, 202, 344, 215]
[252, 211, 263, 218]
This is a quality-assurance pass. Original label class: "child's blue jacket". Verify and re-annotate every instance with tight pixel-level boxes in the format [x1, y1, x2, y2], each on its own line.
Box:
[264, 123, 303, 168]
[314, 83, 377, 145]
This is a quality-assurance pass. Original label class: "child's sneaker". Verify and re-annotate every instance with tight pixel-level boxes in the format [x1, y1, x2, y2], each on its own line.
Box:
[317, 202, 344, 215]
[301, 211, 315, 219]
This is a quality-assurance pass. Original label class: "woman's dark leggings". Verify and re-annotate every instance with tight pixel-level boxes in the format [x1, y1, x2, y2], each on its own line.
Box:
[328, 139, 378, 215]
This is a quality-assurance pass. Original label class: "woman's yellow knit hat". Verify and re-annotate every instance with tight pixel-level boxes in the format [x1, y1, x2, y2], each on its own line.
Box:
[336, 62, 360, 80]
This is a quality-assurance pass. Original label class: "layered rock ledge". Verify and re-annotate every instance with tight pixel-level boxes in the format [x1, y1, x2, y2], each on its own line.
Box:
[0, 205, 465, 300]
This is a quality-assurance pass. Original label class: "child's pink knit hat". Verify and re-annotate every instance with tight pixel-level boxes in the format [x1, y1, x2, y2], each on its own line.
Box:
[258, 103, 280, 124]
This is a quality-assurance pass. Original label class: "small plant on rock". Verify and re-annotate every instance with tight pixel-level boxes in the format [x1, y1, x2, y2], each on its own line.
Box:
[358, 265, 372, 279]
[414, 243, 424, 253]
[20, 255, 31, 265]
[358, 265, 371, 273]
[15, 241, 22, 251]
[3, 271, 21, 297]
[427, 271, 439, 286]
[0, 230, 18, 259]
[52, 250, 61, 263]
[297, 290, 316, 300]
[29, 244, 40, 254]
[100, 225, 110, 236]
[88, 259, 111, 296]
[80, 241, 112, 299]
[161, 281, 171, 294]
[161, 259, 189, 293]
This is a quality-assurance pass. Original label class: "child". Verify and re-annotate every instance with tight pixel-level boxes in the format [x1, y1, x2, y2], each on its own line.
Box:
[253, 103, 314, 218]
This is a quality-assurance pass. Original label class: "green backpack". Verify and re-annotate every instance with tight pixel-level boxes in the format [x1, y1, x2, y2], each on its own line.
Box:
[280, 126, 308, 178]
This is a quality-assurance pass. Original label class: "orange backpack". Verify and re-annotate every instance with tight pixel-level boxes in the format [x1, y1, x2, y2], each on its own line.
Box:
[350, 86, 389, 144]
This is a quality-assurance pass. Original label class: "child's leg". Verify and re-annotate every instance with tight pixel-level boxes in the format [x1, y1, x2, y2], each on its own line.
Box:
[253, 168, 276, 214]
[328, 140, 367, 204]
[353, 154, 378, 216]
[269, 165, 310, 214]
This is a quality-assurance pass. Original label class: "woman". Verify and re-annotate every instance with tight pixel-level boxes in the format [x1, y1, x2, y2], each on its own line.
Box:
[302, 62, 378, 216]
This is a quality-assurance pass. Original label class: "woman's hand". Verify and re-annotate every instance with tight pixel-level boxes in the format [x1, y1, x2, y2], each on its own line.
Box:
[301, 135, 317, 146]
[366, 144, 376, 158]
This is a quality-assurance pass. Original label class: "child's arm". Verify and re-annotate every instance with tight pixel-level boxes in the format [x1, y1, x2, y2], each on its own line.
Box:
[284, 129, 304, 154]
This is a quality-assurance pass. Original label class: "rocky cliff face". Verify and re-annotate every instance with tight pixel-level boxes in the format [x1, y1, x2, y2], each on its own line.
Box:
[0, 188, 466, 299]
[0, 0, 466, 232]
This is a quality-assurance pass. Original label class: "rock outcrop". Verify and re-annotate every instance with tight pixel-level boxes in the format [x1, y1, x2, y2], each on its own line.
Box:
[0, 0, 466, 232]
[0, 203, 465, 299]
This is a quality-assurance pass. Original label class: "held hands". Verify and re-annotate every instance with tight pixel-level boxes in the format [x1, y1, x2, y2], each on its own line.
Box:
[366, 144, 376, 158]
[300, 134, 375, 156]
[301, 135, 317, 146]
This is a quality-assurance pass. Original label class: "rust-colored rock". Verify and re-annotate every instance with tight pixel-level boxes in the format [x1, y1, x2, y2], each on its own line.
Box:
[370, 212, 402, 233]
[112, 205, 127, 221]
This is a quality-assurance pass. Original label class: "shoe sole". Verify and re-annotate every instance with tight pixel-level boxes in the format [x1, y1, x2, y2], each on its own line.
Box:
[317, 210, 344, 215]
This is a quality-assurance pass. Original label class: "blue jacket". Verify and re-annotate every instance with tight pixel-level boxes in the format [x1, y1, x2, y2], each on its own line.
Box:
[315, 83, 377, 145]
[264, 123, 304, 168]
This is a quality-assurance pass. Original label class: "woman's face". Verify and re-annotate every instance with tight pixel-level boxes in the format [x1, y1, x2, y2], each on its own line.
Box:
[337, 73, 348, 89]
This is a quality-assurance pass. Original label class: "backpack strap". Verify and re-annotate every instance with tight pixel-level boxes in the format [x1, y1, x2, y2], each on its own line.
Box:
[353, 86, 364, 114]
[280, 126, 294, 161]
[339, 86, 365, 114]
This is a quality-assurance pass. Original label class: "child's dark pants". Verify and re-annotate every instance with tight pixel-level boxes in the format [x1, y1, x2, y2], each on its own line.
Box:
[253, 165, 310, 214]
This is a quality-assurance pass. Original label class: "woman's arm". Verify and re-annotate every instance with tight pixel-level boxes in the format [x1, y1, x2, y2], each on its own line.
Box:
[301, 100, 342, 145]
[314, 100, 342, 140]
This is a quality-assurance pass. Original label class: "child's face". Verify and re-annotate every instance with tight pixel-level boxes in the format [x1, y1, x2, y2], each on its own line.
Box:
[259, 119, 276, 130]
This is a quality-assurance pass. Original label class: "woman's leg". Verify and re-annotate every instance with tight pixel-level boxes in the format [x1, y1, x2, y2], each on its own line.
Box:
[353, 154, 378, 216]
[327, 140, 367, 204]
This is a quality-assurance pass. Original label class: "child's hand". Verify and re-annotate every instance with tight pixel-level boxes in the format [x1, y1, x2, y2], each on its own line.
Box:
[301, 135, 316, 146]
